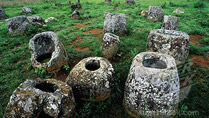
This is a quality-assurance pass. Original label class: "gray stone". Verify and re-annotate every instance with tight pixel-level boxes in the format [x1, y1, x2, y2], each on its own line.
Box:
[162, 15, 178, 30]
[105, 0, 111, 3]
[147, 6, 162, 22]
[0, 7, 7, 19]
[22, 7, 33, 14]
[146, 29, 190, 65]
[104, 13, 127, 35]
[124, 52, 179, 118]
[66, 57, 114, 102]
[173, 8, 184, 14]
[5, 16, 29, 35]
[101, 33, 120, 59]
[125, 0, 135, 5]
[27, 16, 45, 25]
[4, 78, 75, 118]
[71, 10, 80, 18]
[45, 17, 57, 23]
[29, 31, 69, 73]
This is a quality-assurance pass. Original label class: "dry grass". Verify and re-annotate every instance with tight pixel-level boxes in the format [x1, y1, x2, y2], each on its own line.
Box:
[0, 0, 55, 7]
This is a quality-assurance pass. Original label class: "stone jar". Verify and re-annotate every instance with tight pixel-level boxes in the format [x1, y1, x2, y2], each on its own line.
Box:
[101, 33, 120, 59]
[0, 7, 7, 19]
[4, 78, 75, 118]
[66, 57, 114, 102]
[29, 32, 69, 73]
[162, 15, 178, 30]
[146, 29, 190, 65]
[124, 52, 180, 118]
[5, 16, 29, 35]
[27, 16, 45, 25]
[125, 0, 135, 5]
[104, 13, 127, 35]
[22, 7, 33, 14]
[147, 6, 162, 22]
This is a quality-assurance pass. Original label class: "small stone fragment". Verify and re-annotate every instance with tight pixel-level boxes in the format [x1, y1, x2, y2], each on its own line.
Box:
[27, 16, 45, 25]
[162, 15, 178, 30]
[147, 6, 162, 22]
[101, 33, 120, 59]
[44, 17, 57, 23]
[22, 7, 33, 14]
[71, 10, 80, 18]
[0, 7, 7, 19]
[141, 10, 148, 16]
[173, 8, 184, 14]
[66, 57, 115, 102]
[125, 0, 135, 5]
[4, 78, 75, 118]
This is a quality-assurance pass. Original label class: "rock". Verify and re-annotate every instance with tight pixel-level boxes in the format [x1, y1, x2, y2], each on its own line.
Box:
[5, 16, 29, 35]
[45, 17, 57, 23]
[141, 10, 148, 16]
[101, 33, 120, 59]
[104, 13, 127, 35]
[27, 16, 45, 25]
[173, 8, 184, 14]
[22, 7, 33, 14]
[124, 52, 179, 118]
[196, 10, 200, 13]
[66, 57, 114, 102]
[71, 3, 82, 11]
[146, 29, 190, 65]
[29, 31, 69, 73]
[4, 78, 75, 118]
[125, 0, 135, 5]
[105, 0, 111, 3]
[0, 7, 7, 19]
[71, 10, 80, 18]
[147, 6, 162, 22]
[162, 15, 178, 30]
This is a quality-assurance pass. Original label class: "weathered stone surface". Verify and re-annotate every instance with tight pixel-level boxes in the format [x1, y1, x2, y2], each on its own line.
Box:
[0, 7, 7, 19]
[71, 10, 80, 18]
[162, 15, 178, 30]
[146, 29, 190, 65]
[141, 10, 148, 16]
[66, 57, 114, 102]
[45, 17, 57, 23]
[125, 0, 135, 5]
[5, 16, 29, 35]
[124, 52, 179, 118]
[173, 8, 184, 14]
[104, 13, 127, 35]
[147, 6, 162, 22]
[22, 7, 33, 14]
[105, 0, 111, 3]
[27, 16, 45, 25]
[101, 33, 120, 59]
[4, 78, 75, 118]
[29, 31, 69, 73]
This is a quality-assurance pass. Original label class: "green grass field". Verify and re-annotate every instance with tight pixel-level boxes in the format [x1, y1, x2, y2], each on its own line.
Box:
[0, 0, 209, 117]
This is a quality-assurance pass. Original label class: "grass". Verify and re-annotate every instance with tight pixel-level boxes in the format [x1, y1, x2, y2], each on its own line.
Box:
[0, 0, 209, 117]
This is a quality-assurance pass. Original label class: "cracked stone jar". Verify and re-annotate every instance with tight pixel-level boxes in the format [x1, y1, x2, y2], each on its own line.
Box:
[29, 31, 69, 73]
[4, 78, 75, 118]
[124, 52, 180, 118]
[66, 57, 114, 102]
[146, 29, 190, 65]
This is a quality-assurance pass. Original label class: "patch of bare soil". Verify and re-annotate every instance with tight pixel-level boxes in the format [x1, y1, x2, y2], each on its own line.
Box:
[53, 69, 68, 82]
[190, 54, 209, 68]
[83, 28, 103, 39]
[75, 47, 89, 52]
[69, 57, 83, 69]
[67, 36, 89, 52]
[75, 24, 86, 28]
[190, 35, 202, 46]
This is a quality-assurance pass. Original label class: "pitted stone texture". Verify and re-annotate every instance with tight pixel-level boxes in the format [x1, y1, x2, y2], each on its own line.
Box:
[125, 0, 135, 5]
[146, 29, 190, 65]
[27, 16, 45, 25]
[147, 6, 162, 22]
[71, 10, 80, 18]
[162, 15, 178, 30]
[0, 7, 7, 19]
[4, 78, 75, 118]
[101, 33, 120, 59]
[22, 7, 33, 14]
[5, 16, 29, 35]
[66, 57, 114, 102]
[104, 13, 127, 35]
[29, 31, 69, 73]
[124, 52, 179, 118]
[173, 8, 184, 14]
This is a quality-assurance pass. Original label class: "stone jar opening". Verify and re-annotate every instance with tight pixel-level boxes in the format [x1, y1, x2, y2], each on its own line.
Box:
[35, 82, 58, 93]
[85, 60, 100, 71]
[142, 55, 167, 69]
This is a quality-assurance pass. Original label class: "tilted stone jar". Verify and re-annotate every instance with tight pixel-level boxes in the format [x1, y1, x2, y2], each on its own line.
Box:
[101, 33, 120, 59]
[124, 52, 180, 118]
[66, 57, 114, 102]
[29, 31, 69, 73]
[4, 78, 75, 118]
[146, 29, 190, 65]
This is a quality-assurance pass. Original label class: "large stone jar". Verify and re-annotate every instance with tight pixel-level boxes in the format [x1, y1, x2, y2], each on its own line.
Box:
[124, 52, 180, 118]
[29, 31, 69, 73]
[4, 78, 75, 118]
[162, 15, 178, 30]
[101, 33, 120, 59]
[0, 7, 7, 19]
[104, 13, 127, 35]
[146, 29, 190, 65]
[147, 6, 162, 22]
[66, 57, 114, 102]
